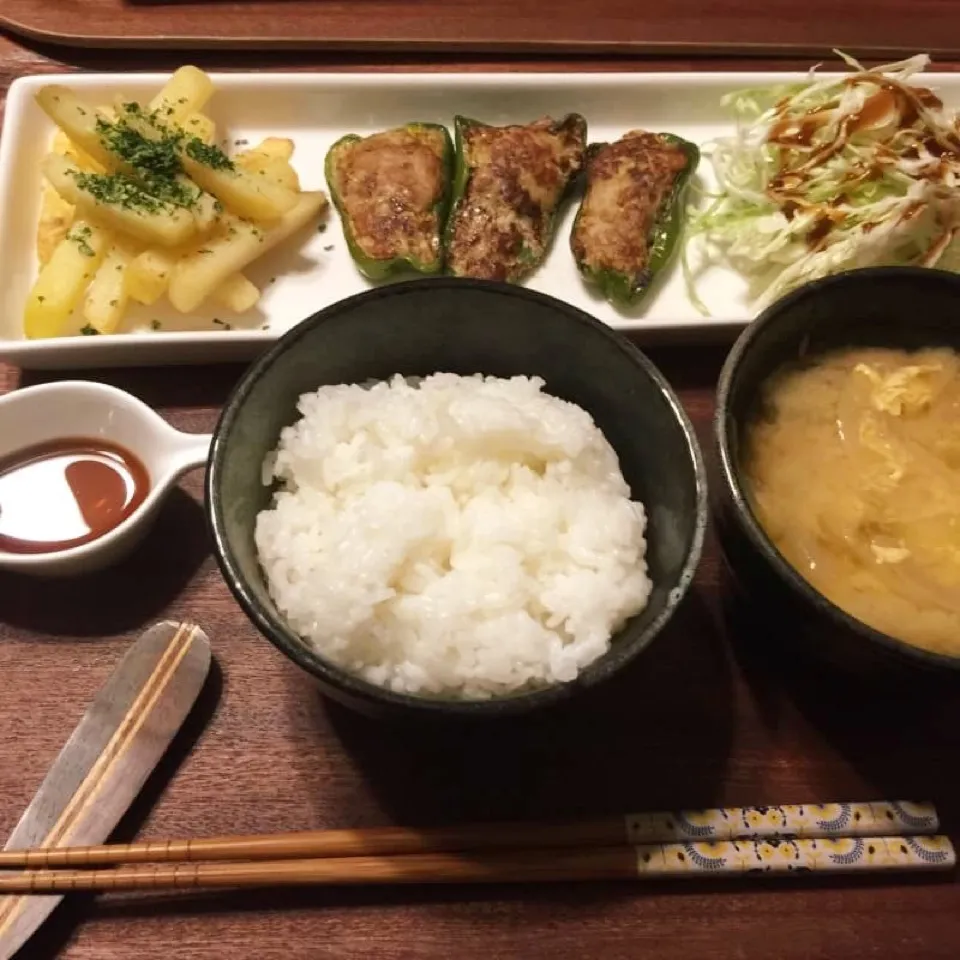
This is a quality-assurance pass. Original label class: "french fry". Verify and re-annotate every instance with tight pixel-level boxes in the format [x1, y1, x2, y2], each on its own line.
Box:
[51, 129, 72, 155]
[236, 149, 300, 192]
[30, 71, 320, 336]
[120, 105, 290, 220]
[36, 86, 118, 171]
[37, 184, 75, 265]
[103, 110, 219, 232]
[127, 248, 177, 305]
[128, 247, 252, 307]
[57, 140, 103, 178]
[149, 66, 214, 125]
[37, 130, 86, 264]
[50, 128, 104, 175]
[128, 261, 261, 313]
[83, 242, 135, 334]
[115, 98, 217, 148]
[115, 108, 287, 224]
[41, 84, 286, 226]
[24, 220, 110, 339]
[214, 273, 261, 313]
[192, 190, 222, 233]
[131, 261, 259, 314]
[183, 113, 216, 145]
[43, 153, 197, 248]
[168, 191, 327, 312]
[180, 149, 298, 222]
[39, 85, 219, 234]
[104, 105, 223, 234]
[247, 137, 294, 161]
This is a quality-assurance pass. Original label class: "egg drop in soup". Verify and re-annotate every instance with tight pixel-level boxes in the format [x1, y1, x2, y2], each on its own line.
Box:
[744, 346, 960, 657]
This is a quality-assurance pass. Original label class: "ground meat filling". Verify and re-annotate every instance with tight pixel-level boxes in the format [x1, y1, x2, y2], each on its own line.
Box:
[447, 117, 586, 281]
[572, 131, 688, 285]
[332, 127, 447, 266]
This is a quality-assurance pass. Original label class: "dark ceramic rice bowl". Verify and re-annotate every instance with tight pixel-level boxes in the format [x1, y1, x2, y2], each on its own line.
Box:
[207, 279, 707, 719]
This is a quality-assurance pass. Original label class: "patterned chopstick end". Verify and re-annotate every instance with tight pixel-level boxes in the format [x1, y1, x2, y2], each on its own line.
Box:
[634, 834, 956, 878]
[625, 800, 939, 843]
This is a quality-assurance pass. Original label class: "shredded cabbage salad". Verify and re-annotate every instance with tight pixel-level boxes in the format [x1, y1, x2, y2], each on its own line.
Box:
[684, 52, 960, 313]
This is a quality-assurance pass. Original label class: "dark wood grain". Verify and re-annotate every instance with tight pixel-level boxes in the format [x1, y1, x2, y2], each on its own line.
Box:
[3, 0, 960, 56]
[3, 31, 960, 960]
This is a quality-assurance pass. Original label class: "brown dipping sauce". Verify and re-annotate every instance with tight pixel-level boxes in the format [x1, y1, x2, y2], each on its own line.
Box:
[0, 438, 149, 555]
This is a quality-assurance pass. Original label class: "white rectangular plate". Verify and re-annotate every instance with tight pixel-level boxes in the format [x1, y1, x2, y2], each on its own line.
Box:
[3, 69, 960, 369]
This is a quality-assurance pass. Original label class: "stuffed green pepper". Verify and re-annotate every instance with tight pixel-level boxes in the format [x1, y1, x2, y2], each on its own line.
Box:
[325, 123, 453, 279]
[445, 114, 587, 283]
[571, 130, 699, 307]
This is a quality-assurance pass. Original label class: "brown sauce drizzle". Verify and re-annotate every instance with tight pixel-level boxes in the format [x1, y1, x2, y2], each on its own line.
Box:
[806, 215, 834, 248]
[768, 116, 824, 148]
[847, 88, 900, 134]
[765, 73, 960, 248]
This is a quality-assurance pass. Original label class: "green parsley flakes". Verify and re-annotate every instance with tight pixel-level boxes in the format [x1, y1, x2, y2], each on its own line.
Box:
[73, 170, 169, 215]
[67, 224, 96, 256]
[94, 113, 201, 210]
[185, 138, 235, 171]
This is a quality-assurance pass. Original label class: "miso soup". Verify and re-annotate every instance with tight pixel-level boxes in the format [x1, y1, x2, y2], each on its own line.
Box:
[744, 346, 960, 657]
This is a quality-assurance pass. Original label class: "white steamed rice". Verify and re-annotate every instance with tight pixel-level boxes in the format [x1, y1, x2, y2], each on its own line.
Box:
[254, 373, 651, 700]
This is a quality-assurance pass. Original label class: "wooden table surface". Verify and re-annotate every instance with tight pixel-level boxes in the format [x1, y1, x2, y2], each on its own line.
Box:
[3, 30, 960, 960]
[4, 0, 960, 56]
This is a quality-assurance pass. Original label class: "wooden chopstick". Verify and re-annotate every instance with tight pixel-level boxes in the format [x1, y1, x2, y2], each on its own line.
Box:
[0, 622, 212, 960]
[0, 835, 954, 894]
[0, 800, 938, 869]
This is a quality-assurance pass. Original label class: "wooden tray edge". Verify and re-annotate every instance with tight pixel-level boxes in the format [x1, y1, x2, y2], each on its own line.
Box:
[4, 15, 960, 61]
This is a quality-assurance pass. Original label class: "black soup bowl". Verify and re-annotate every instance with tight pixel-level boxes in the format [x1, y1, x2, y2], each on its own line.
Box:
[207, 279, 707, 720]
[714, 266, 960, 680]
